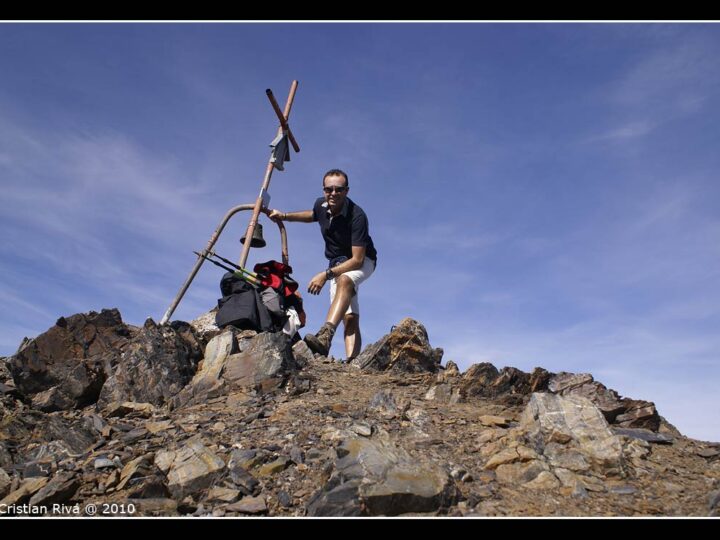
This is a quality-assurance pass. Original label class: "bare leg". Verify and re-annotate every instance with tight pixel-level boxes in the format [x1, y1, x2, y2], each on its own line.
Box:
[343, 313, 361, 359]
[325, 275, 355, 328]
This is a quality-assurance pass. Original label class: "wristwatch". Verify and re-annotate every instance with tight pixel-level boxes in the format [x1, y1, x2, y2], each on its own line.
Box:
[325, 268, 334, 280]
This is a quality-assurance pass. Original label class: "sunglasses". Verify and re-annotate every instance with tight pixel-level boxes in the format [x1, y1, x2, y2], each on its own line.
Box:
[323, 186, 348, 194]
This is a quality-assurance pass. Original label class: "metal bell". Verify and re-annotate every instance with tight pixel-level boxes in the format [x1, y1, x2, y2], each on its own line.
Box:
[240, 222, 266, 248]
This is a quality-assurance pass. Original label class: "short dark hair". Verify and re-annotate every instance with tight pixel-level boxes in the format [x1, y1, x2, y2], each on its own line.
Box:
[323, 169, 349, 188]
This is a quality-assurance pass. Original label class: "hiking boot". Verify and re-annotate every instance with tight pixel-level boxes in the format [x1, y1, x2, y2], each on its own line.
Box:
[304, 322, 336, 356]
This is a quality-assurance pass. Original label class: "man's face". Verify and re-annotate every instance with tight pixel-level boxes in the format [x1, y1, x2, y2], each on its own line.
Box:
[323, 174, 349, 214]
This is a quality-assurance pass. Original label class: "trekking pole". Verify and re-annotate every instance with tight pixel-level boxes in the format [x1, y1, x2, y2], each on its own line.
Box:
[238, 80, 300, 269]
[194, 251, 263, 287]
[204, 250, 261, 279]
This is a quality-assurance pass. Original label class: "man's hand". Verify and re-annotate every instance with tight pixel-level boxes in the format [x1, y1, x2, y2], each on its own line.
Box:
[268, 209, 285, 223]
[308, 271, 328, 295]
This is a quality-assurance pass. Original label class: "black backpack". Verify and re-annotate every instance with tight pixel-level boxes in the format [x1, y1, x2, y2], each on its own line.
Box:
[215, 273, 276, 332]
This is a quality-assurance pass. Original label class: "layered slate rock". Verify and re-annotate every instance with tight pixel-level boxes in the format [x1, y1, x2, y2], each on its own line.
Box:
[155, 438, 225, 499]
[0, 357, 19, 404]
[0, 468, 10, 498]
[97, 319, 202, 409]
[8, 309, 134, 411]
[456, 366, 660, 431]
[171, 329, 239, 407]
[27, 471, 79, 507]
[8, 411, 99, 480]
[520, 393, 625, 476]
[172, 329, 297, 408]
[307, 433, 458, 516]
[548, 372, 660, 431]
[459, 363, 552, 405]
[223, 331, 297, 392]
[351, 318, 443, 373]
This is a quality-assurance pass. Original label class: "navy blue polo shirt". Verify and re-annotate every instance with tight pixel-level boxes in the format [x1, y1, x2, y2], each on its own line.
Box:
[312, 197, 377, 263]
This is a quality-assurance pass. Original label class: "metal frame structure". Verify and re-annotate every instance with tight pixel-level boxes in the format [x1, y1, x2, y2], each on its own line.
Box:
[159, 81, 300, 326]
[159, 205, 288, 325]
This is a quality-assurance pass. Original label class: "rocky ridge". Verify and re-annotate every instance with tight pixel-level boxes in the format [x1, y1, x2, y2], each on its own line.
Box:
[1, 309, 718, 517]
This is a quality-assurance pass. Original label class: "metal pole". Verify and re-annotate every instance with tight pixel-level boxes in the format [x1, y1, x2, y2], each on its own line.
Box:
[238, 80, 299, 269]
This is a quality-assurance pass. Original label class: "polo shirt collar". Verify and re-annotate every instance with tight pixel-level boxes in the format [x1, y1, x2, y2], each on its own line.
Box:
[322, 198, 350, 218]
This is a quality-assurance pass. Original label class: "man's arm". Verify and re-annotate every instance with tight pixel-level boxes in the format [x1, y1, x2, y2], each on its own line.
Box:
[307, 246, 366, 295]
[268, 209, 314, 223]
[330, 245, 366, 275]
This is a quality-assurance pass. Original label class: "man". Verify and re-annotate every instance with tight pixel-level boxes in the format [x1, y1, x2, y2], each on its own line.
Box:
[269, 169, 377, 360]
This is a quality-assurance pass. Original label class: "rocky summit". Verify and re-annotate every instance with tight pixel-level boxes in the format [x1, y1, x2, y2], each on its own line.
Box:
[1, 309, 718, 518]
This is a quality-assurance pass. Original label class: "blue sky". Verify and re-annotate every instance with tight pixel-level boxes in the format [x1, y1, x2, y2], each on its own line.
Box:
[1, 22, 719, 442]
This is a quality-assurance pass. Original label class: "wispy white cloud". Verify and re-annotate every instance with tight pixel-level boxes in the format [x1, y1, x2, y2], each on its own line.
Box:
[586, 119, 657, 142]
[587, 33, 720, 143]
[610, 37, 718, 108]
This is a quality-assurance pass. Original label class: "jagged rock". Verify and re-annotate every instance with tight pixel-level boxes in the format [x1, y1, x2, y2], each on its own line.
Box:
[0, 356, 19, 395]
[38, 415, 97, 454]
[424, 383, 461, 404]
[104, 401, 157, 418]
[31, 387, 76, 411]
[350, 423, 373, 437]
[226, 495, 267, 515]
[14, 415, 97, 477]
[484, 446, 540, 470]
[189, 308, 221, 343]
[307, 435, 458, 516]
[222, 331, 297, 393]
[459, 364, 551, 404]
[495, 460, 549, 485]
[622, 438, 651, 467]
[524, 470, 561, 490]
[406, 408, 432, 435]
[542, 443, 591, 472]
[548, 372, 659, 430]
[170, 329, 238, 408]
[207, 486, 241, 503]
[614, 401, 660, 431]
[116, 453, 156, 491]
[369, 390, 401, 417]
[444, 361, 460, 377]
[292, 340, 315, 367]
[278, 490, 292, 508]
[479, 415, 510, 428]
[97, 318, 202, 409]
[520, 393, 624, 475]
[128, 498, 178, 516]
[257, 457, 291, 477]
[8, 309, 134, 410]
[0, 476, 49, 506]
[0, 468, 11, 498]
[709, 490, 720, 515]
[227, 462, 260, 496]
[156, 439, 225, 499]
[351, 318, 443, 373]
[27, 471, 79, 507]
[697, 447, 720, 459]
[612, 427, 673, 444]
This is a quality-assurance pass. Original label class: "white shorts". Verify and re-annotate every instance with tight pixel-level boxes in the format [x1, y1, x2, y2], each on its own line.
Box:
[329, 257, 376, 316]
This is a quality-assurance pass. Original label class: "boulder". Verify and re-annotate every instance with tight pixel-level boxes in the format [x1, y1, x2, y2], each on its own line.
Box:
[97, 319, 202, 409]
[351, 318, 443, 373]
[307, 433, 458, 516]
[9, 309, 134, 410]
